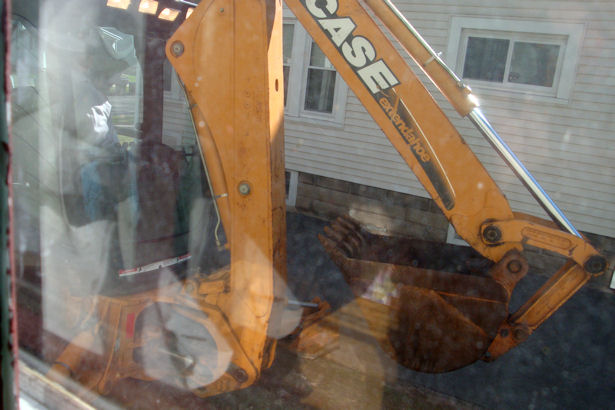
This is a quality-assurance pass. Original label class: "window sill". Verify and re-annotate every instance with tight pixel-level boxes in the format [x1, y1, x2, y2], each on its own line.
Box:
[469, 84, 571, 106]
[284, 113, 345, 129]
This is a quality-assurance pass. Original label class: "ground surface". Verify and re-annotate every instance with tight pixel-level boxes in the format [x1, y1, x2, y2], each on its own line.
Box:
[18, 212, 615, 409]
[283, 212, 615, 409]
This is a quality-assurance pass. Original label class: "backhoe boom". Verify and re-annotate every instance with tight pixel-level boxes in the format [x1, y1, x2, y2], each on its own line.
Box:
[284, 0, 606, 368]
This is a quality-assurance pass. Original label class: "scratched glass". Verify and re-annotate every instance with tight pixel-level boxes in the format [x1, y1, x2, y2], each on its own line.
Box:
[7, 1, 614, 409]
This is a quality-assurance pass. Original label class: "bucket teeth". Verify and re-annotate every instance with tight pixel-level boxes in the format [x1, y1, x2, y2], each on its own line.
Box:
[331, 217, 365, 250]
[324, 225, 357, 258]
[320, 217, 368, 259]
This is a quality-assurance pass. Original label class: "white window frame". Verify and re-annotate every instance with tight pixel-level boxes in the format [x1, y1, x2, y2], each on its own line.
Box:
[459, 31, 566, 95]
[285, 170, 299, 209]
[446, 17, 584, 102]
[283, 15, 347, 125]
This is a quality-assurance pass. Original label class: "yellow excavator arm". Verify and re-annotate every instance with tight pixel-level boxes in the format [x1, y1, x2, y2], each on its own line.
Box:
[166, 0, 606, 373]
[283, 0, 607, 368]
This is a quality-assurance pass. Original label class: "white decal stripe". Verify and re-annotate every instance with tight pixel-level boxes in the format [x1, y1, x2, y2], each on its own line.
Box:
[118, 254, 192, 277]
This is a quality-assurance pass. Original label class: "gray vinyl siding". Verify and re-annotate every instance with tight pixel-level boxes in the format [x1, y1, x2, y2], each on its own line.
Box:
[284, 0, 615, 238]
[162, 93, 196, 149]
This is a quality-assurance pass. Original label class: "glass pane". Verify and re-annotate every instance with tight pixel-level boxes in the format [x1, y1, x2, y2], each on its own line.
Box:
[11, 4, 225, 406]
[9, 1, 613, 409]
[309, 42, 334, 69]
[509, 42, 560, 87]
[283, 24, 293, 105]
[11, 16, 42, 344]
[304, 68, 336, 113]
[463, 36, 509, 82]
[283, 65, 290, 103]
[283, 23, 294, 66]
[108, 64, 140, 129]
[10, 18, 38, 88]
[108, 64, 138, 97]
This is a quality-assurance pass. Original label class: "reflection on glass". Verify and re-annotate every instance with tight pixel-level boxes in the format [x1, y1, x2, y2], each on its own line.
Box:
[283, 23, 295, 66]
[304, 69, 336, 112]
[138, 0, 158, 15]
[12, 1, 239, 403]
[283, 23, 294, 104]
[309, 42, 334, 69]
[158, 8, 180, 22]
[304, 43, 336, 113]
[9, 1, 612, 409]
[463, 36, 510, 82]
[509, 42, 560, 87]
[106, 0, 131, 10]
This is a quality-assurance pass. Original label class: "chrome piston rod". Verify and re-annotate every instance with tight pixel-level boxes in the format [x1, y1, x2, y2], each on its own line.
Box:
[468, 108, 582, 238]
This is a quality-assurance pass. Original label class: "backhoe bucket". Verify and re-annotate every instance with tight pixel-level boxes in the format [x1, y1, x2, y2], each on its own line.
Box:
[319, 217, 527, 373]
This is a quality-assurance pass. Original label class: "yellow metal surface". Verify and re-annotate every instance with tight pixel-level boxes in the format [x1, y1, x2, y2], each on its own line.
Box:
[166, 0, 287, 388]
[284, 0, 517, 262]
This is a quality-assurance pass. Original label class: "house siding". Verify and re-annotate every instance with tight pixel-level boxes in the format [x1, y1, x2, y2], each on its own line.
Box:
[284, 0, 615, 238]
[162, 96, 194, 149]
